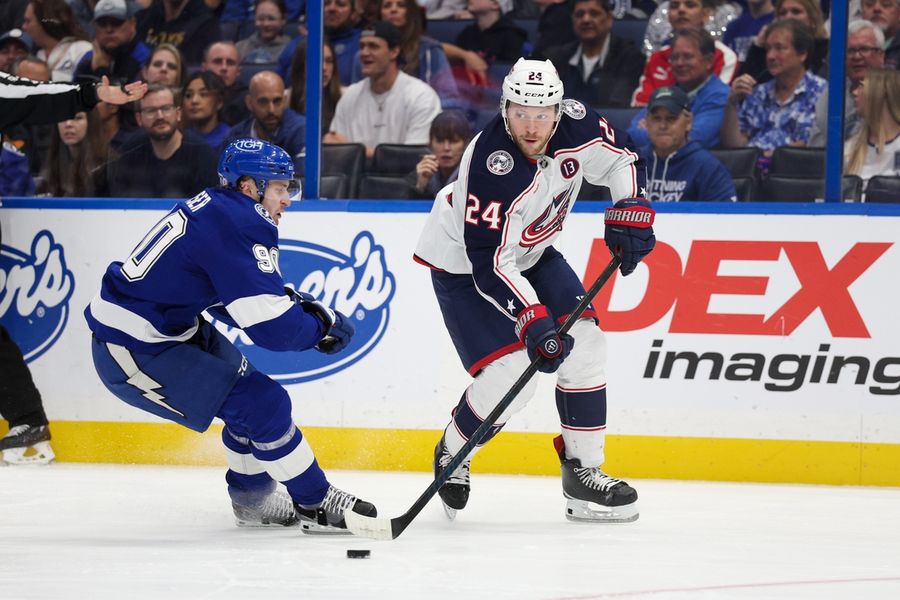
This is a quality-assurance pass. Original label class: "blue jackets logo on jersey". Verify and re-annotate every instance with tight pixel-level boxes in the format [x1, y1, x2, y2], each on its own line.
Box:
[0, 230, 75, 362]
[224, 231, 395, 384]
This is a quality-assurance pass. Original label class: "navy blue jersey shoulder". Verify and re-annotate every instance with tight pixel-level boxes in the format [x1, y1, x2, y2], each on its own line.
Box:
[467, 115, 538, 207]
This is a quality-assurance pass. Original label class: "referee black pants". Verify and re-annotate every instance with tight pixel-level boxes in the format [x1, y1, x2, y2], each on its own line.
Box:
[0, 325, 47, 428]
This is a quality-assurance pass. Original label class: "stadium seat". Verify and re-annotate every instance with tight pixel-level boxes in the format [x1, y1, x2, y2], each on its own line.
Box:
[864, 176, 900, 203]
[219, 22, 240, 42]
[371, 144, 429, 176]
[611, 18, 650, 48]
[512, 19, 539, 49]
[732, 177, 755, 202]
[709, 147, 761, 179]
[359, 175, 413, 199]
[770, 147, 825, 177]
[306, 143, 364, 198]
[598, 107, 641, 134]
[320, 174, 349, 199]
[757, 176, 863, 202]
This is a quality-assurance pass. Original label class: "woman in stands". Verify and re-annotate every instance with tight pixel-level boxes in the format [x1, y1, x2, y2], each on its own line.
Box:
[405, 109, 472, 199]
[182, 71, 230, 150]
[352, 0, 462, 108]
[21, 0, 91, 81]
[287, 38, 343, 136]
[142, 44, 185, 89]
[236, 0, 291, 64]
[38, 108, 108, 196]
[845, 68, 900, 185]
[738, 0, 829, 83]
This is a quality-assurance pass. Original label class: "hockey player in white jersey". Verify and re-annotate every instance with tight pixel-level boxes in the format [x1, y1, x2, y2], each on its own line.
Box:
[85, 139, 376, 533]
[415, 58, 656, 523]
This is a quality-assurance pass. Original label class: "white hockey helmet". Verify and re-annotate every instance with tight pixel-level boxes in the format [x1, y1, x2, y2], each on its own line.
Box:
[500, 58, 565, 137]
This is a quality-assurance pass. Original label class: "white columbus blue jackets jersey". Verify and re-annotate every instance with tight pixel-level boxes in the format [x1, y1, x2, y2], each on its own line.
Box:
[413, 100, 647, 320]
[85, 187, 324, 355]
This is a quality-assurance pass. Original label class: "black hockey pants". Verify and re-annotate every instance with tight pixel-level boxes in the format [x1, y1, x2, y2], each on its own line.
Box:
[0, 325, 47, 428]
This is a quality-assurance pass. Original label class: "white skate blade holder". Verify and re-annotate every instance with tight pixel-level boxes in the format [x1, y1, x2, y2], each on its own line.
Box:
[0, 441, 55, 466]
[565, 498, 639, 523]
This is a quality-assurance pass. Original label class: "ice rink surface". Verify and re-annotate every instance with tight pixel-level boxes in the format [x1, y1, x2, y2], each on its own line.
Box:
[1, 464, 899, 600]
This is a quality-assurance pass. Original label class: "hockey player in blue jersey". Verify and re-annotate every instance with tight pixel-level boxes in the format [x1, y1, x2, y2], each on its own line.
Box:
[85, 138, 377, 533]
[415, 58, 656, 523]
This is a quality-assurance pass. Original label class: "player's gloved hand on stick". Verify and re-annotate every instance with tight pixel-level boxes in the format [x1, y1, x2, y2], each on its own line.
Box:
[604, 198, 656, 276]
[285, 288, 355, 354]
[515, 305, 574, 373]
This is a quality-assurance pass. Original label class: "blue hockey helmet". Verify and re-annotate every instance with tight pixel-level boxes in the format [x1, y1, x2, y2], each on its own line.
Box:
[218, 138, 299, 198]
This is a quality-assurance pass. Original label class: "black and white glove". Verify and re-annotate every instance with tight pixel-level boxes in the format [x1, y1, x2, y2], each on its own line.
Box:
[286, 288, 355, 354]
[515, 304, 574, 373]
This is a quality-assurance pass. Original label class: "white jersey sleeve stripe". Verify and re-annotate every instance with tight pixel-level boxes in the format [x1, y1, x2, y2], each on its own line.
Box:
[90, 294, 199, 343]
[225, 294, 293, 329]
[491, 174, 541, 309]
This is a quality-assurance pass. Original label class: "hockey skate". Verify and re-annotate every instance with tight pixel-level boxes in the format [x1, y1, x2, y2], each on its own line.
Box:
[295, 484, 377, 535]
[0, 424, 54, 466]
[555, 436, 638, 523]
[232, 489, 300, 527]
[433, 434, 471, 520]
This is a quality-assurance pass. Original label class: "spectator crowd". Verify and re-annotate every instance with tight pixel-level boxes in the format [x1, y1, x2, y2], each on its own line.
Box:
[1, 0, 899, 201]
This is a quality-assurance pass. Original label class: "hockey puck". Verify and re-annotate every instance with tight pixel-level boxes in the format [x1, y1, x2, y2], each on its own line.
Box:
[346, 549, 371, 559]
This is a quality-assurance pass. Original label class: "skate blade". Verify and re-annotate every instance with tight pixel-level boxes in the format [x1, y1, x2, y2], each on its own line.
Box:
[440, 501, 458, 521]
[235, 519, 299, 528]
[299, 521, 353, 536]
[565, 499, 639, 523]
[0, 442, 55, 466]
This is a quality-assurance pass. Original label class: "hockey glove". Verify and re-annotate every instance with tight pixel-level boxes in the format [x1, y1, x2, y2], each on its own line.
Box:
[515, 305, 574, 374]
[285, 288, 355, 354]
[604, 198, 656, 276]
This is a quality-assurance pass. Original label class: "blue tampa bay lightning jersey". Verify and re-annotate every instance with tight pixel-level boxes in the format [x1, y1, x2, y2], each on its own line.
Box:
[85, 187, 324, 355]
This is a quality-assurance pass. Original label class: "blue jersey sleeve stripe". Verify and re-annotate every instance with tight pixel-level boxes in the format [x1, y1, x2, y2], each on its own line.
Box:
[89, 293, 199, 343]
[225, 294, 293, 329]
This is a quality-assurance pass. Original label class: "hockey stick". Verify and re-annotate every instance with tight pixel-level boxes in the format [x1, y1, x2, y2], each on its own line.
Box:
[345, 254, 623, 541]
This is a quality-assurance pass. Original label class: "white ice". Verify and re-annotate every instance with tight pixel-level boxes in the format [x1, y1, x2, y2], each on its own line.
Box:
[1, 464, 899, 600]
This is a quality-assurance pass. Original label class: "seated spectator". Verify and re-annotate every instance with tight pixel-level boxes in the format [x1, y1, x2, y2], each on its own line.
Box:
[108, 83, 219, 197]
[539, 0, 646, 108]
[74, 0, 151, 86]
[638, 86, 736, 201]
[221, 70, 306, 156]
[720, 19, 826, 163]
[183, 71, 230, 149]
[738, 0, 829, 84]
[220, 0, 304, 22]
[95, 97, 133, 152]
[643, 0, 741, 55]
[845, 68, 900, 184]
[136, 0, 221, 64]
[405, 109, 472, 198]
[535, 0, 576, 55]
[632, 0, 737, 106]
[723, 0, 775, 62]
[0, 141, 35, 196]
[352, 0, 461, 109]
[0, 28, 31, 73]
[454, 0, 529, 63]
[862, 0, 900, 68]
[628, 28, 729, 148]
[38, 109, 109, 196]
[6, 57, 54, 176]
[236, 0, 290, 64]
[142, 42, 184, 88]
[278, 0, 362, 86]
[809, 20, 884, 146]
[22, 0, 91, 81]
[419, 0, 469, 20]
[201, 41, 249, 125]
[326, 21, 442, 159]
[287, 38, 343, 135]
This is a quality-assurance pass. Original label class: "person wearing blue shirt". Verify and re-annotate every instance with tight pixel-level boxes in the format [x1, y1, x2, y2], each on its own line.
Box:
[86, 138, 377, 532]
[639, 86, 737, 201]
[276, 0, 362, 86]
[221, 70, 305, 156]
[628, 28, 729, 149]
[723, 0, 775, 62]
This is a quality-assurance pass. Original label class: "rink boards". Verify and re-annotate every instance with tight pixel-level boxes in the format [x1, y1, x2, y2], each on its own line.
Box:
[2, 198, 899, 486]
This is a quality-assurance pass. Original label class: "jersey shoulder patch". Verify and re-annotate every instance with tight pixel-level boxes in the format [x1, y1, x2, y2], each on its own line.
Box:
[486, 150, 514, 176]
[561, 99, 586, 120]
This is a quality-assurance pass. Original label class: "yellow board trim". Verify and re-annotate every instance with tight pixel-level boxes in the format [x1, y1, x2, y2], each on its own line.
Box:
[3, 421, 899, 486]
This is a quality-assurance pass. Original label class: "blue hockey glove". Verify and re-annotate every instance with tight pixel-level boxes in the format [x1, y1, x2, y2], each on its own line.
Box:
[285, 288, 355, 354]
[604, 198, 656, 276]
[515, 305, 574, 373]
